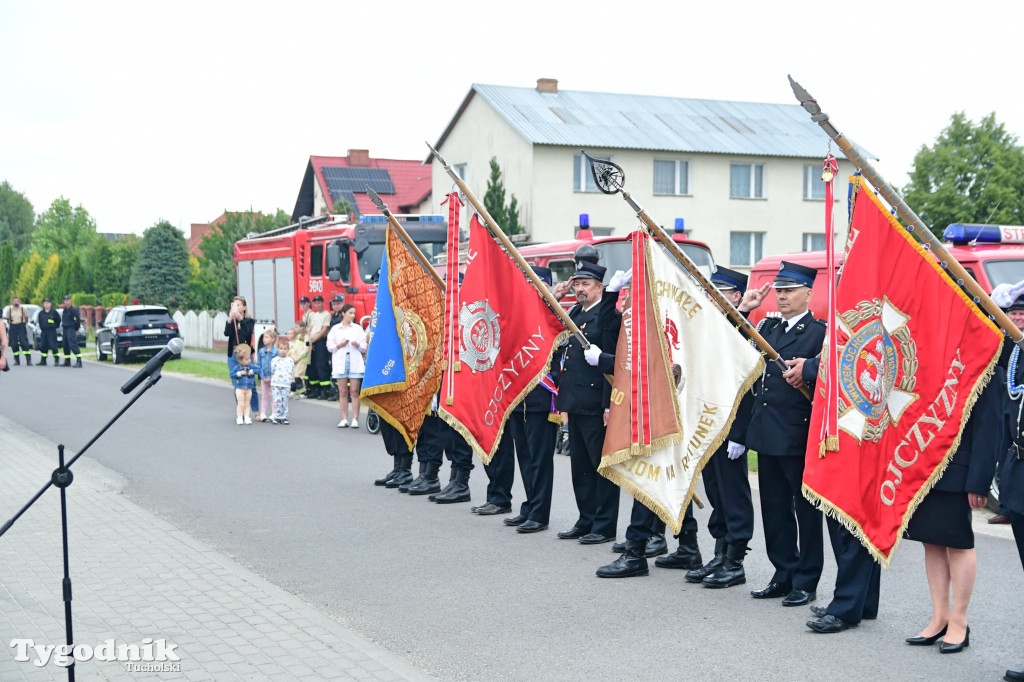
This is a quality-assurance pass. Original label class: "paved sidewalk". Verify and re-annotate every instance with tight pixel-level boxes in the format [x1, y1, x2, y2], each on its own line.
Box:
[0, 416, 434, 681]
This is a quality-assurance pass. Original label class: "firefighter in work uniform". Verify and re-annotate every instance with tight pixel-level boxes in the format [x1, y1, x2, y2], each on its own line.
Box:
[37, 298, 61, 366]
[4, 296, 31, 365]
[61, 295, 82, 367]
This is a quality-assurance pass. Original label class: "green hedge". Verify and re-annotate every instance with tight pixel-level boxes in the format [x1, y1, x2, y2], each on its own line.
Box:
[71, 293, 97, 306]
[101, 292, 128, 307]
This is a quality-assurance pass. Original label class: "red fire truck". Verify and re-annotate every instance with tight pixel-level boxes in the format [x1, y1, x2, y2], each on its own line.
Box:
[233, 213, 447, 330]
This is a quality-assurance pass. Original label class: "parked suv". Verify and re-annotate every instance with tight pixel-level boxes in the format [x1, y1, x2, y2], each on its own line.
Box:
[95, 305, 180, 364]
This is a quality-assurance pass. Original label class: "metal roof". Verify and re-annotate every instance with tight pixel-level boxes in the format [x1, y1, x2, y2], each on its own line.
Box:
[468, 83, 874, 159]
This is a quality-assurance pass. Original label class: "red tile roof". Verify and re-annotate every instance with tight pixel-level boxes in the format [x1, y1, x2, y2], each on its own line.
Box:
[308, 153, 432, 215]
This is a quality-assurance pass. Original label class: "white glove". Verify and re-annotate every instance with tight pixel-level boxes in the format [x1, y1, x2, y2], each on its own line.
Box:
[992, 279, 1024, 308]
[727, 441, 745, 460]
[584, 344, 602, 367]
[607, 268, 633, 293]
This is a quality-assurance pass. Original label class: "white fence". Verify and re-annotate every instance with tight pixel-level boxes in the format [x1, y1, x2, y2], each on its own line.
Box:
[172, 310, 229, 349]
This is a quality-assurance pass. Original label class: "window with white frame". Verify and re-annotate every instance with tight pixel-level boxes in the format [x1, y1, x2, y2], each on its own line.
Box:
[730, 163, 764, 198]
[653, 160, 689, 195]
[454, 164, 467, 180]
[573, 154, 608, 192]
[803, 165, 827, 200]
[802, 233, 828, 251]
[730, 231, 763, 266]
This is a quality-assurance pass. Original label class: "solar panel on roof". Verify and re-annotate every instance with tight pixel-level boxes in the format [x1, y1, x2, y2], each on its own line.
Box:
[322, 166, 395, 195]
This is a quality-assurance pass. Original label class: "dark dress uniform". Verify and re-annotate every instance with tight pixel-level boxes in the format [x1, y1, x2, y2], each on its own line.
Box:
[61, 300, 82, 366]
[745, 309, 826, 598]
[37, 304, 61, 365]
[555, 265, 621, 541]
[1004, 347, 1024, 569]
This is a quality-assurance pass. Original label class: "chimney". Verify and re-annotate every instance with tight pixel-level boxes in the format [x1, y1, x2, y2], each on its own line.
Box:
[348, 149, 370, 166]
[536, 78, 558, 94]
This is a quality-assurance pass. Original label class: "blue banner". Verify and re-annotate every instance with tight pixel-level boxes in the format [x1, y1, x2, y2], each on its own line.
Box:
[362, 244, 407, 391]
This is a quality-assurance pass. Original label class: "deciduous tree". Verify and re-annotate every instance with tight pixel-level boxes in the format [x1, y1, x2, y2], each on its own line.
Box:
[0, 181, 35, 257]
[903, 112, 1024, 238]
[31, 197, 100, 256]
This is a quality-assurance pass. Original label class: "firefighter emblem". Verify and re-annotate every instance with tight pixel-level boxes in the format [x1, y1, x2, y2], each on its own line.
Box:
[830, 296, 919, 444]
[395, 307, 427, 370]
[459, 300, 501, 373]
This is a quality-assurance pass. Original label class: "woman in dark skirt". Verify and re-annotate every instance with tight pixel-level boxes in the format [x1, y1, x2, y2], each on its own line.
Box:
[904, 373, 1002, 653]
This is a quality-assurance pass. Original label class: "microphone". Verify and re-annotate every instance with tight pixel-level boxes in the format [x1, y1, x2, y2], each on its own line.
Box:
[120, 337, 185, 394]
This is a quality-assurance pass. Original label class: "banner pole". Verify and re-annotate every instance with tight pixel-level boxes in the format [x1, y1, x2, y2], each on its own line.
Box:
[426, 142, 589, 349]
[789, 75, 1024, 349]
[366, 186, 445, 291]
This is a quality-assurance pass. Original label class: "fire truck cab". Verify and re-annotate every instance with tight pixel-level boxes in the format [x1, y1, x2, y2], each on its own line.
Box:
[746, 223, 1024, 325]
[234, 213, 446, 331]
[517, 224, 715, 308]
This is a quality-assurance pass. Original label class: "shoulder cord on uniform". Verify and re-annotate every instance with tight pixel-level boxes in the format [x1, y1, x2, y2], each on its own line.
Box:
[1008, 345, 1024, 437]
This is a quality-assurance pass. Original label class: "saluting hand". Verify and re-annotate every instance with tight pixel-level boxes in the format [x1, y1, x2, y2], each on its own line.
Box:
[738, 283, 772, 313]
[783, 358, 806, 388]
[552, 281, 572, 300]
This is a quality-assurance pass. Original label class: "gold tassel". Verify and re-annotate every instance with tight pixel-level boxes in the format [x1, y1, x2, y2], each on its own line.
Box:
[445, 396, 453, 406]
[825, 435, 840, 452]
[441, 359, 448, 370]
[818, 441, 826, 459]
[453, 361, 462, 372]
[548, 412, 562, 424]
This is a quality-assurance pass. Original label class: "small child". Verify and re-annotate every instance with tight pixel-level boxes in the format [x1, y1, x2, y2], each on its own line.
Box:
[256, 328, 278, 422]
[288, 323, 311, 397]
[271, 337, 295, 424]
[232, 343, 256, 425]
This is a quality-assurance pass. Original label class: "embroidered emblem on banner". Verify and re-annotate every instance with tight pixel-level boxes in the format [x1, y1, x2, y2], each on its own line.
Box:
[831, 297, 919, 444]
[396, 307, 427, 369]
[459, 300, 501, 373]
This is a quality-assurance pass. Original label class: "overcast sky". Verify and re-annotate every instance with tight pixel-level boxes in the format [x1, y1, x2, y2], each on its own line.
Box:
[2, 0, 1022, 237]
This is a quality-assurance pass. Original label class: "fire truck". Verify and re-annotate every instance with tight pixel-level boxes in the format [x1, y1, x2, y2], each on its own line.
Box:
[517, 223, 716, 308]
[746, 222, 1024, 325]
[233, 213, 447, 331]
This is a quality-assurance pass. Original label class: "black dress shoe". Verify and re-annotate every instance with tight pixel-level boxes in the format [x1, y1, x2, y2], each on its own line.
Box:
[557, 526, 587, 539]
[905, 625, 947, 646]
[1005, 666, 1024, 681]
[939, 626, 970, 654]
[475, 503, 512, 516]
[516, 520, 548, 533]
[810, 605, 827, 618]
[807, 614, 851, 633]
[750, 581, 791, 599]
[578, 533, 615, 545]
[782, 589, 815, 607]
[504, 514, 528, 527]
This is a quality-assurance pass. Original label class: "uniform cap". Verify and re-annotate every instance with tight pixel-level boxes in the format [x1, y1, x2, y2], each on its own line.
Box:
[331, 294, 344, 303]
[299, 296, 310, 304]
[63, 295, 72, 300]
[312, 295, 324, 302]
[711, 266, 748, 294]
[531, 265, 553, 287]
[773, 261, 817, 289]
[43, 297, 52, 303]
[570, 260, 606, 282]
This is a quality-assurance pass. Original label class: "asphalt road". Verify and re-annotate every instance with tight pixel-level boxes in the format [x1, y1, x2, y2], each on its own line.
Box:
[1, 356, 1021, 681]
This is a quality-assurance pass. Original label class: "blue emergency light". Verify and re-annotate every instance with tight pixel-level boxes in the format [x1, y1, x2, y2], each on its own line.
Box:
[944, 223, 1024, 244]
[674, 218, 685, 232]
[579, 214, 590, 228]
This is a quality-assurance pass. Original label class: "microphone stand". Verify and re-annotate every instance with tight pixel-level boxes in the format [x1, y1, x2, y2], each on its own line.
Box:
[0, 370, 165, 681]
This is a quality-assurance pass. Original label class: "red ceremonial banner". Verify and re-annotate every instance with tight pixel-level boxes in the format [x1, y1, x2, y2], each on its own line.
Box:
[438, 215, 569, 464]
[803, 178, 1002, 565]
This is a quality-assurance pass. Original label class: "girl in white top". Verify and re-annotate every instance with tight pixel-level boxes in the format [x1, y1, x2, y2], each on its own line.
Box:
[326, 304, 368, 428]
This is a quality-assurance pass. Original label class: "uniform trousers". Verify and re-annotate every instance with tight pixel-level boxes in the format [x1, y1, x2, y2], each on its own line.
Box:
[1012, 511, 1024, 571]
[568, 413, 619, 537]
[9, 324, 28, 358]
[703, 445, 754, 544]
[40, 330, 59, 358]
[625, 501, 661, 542]
[61, 328, 80, 360]
[309, 338, 330, 388]
[417, 415, 473, 471]
[758, 454, 823, 591]
[824, 516, 881, 624]
[484, 414, 557, 522]
[380, 420, 411, 457]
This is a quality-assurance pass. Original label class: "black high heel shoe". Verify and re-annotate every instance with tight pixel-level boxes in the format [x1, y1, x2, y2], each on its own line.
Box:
[906, 624, 948, 646]
[939, 626, 970, 654]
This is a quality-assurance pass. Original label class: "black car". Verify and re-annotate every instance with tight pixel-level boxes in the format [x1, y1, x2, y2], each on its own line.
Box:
[26, 307, 86, 350]
[95, 305, 180, 364]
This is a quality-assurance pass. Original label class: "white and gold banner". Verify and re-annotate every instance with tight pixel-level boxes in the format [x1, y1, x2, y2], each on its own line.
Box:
[600, 242, 764, 533]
